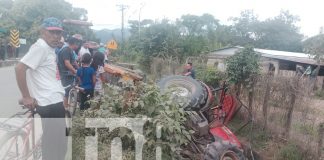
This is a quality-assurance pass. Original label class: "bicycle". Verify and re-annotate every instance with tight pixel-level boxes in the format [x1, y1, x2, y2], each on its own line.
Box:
[64, 78, 85, 118]
[0, 105, 42, 160]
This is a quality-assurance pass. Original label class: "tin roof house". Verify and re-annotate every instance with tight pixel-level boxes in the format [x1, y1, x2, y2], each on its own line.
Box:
[206, 46, 324, 77]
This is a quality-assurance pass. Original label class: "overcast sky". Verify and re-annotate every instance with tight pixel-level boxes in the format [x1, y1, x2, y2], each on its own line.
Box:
[66, 0, 324, 37]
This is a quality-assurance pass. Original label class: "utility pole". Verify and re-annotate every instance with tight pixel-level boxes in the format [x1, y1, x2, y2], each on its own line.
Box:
[117, 4, 128, 54]
[138, 3, 145, 40]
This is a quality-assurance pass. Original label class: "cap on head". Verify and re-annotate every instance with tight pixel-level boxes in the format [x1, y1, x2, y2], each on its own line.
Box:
[41, 17, 63, 31]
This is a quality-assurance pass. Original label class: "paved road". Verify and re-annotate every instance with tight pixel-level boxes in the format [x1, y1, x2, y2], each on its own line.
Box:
[0, 66, 21, 117]
[0, 66, 74, 159]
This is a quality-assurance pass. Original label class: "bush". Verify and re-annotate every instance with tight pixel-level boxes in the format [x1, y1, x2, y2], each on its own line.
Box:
[71, 81, 192, 159]
[196, 65, 224, 88]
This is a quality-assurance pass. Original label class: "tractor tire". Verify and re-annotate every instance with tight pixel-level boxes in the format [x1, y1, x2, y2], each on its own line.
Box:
[157, 75, 206, 110]
[204, 140, 245, 160]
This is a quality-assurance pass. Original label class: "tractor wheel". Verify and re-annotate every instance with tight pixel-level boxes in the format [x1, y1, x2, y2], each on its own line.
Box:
[204, 140, 245, 160]
[157, 75, 206, 110]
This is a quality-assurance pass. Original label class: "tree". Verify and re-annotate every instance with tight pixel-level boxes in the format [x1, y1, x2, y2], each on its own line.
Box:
[177, 14, 220, 53]
[254, 10, 303, 52]
[0, 0, 15, 34]
[303, 34, 324, 89]
[225, 46, 260, 96]
[127, 19, 183, 73]
[230, 10, 303, 52]
[1, 0, 95, 44]
[230, 10, 259, 46]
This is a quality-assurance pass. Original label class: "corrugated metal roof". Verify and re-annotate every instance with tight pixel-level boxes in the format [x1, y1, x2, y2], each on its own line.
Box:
[254, 48, 310, 58]
[207, 46, 323, 66]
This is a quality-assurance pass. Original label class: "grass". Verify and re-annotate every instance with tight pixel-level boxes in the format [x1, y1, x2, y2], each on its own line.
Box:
[227, 116, 271, 150]
[315, 90, 324, 100]
[277, 142, 303, 160]
[292, 123, 317, 137]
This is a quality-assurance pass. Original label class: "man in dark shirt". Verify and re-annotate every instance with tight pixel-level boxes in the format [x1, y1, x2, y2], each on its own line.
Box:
[183, 62, 196, 79]
[57, 36, 82, 107]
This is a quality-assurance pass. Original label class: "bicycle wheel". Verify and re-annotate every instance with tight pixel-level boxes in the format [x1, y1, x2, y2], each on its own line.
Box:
[65, 110, 73, 136]
[68, 89, 78, 116]
[0, 130, 29, 160]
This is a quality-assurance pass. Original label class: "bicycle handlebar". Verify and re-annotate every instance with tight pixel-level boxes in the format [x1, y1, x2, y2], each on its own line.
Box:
[64, 84, 85, 91]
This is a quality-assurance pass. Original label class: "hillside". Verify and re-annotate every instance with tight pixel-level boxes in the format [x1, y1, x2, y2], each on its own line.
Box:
[94, 28, 131, 44]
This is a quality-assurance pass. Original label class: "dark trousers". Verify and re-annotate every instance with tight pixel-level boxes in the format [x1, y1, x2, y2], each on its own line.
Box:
[80, 89, 94, 110]
[36, 102, 67, 160]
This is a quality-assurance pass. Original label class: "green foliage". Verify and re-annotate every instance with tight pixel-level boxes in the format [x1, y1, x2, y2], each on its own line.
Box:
[196, 65, 224, 88]
[230, 10, 303, 52]
[225, 46, 260, 85]
[315, 90, 324, 100]
[277, 143, 303, 160]
[127, 14, 222, 71]
[303, 34, 324, 62]
[254, 11, 303, 52]
[71, 82, 191, 159]
[293, 123, 317, 136]
[0, 0, 96, 44]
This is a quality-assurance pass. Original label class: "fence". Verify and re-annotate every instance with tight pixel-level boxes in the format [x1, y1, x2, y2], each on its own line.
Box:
[241, 75, 324, 159]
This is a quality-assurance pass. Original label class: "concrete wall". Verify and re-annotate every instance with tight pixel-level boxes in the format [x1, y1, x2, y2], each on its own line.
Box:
[206, 58, 226, 72]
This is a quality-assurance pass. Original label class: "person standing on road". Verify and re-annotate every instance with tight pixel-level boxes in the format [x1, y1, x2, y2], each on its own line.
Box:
[15, 17, 67, 160]
[57, 35, 82, 108]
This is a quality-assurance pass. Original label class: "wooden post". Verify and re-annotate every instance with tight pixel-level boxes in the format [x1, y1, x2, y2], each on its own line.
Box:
[248, 77, 256, 113]
[317, 123, 324, 160]
[284, 78, 298, 138]
[262, 75, 272, 130]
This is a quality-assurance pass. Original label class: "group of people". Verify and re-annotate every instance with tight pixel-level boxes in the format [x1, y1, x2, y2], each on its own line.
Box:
[14, 16, 195, 160]
[14, 17, 108, 159]
[56, 34, 107, 111]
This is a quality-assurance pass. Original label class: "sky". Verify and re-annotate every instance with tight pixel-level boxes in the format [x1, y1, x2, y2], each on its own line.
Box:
[66, 0, 324, 37]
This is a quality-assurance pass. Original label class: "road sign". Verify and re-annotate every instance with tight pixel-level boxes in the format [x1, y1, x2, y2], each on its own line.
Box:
[10, 29, 20, 47]
[106, 40, 118, 50]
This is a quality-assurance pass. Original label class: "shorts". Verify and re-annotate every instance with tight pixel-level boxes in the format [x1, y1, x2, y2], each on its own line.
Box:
[64, 85, 72, 98]
[60, 75, 74, 98]
[60, 75, 74, 87]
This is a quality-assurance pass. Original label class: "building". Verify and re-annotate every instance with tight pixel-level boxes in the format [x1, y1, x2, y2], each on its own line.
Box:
[207, 46, 324, 77]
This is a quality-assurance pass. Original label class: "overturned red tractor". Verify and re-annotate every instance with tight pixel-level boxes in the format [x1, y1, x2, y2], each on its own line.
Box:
[158, 75, 253, 160]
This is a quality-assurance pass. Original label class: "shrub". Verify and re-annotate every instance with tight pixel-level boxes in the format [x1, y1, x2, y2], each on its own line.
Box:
[196, 65, 224, 88]
[71, 81, 192, 159]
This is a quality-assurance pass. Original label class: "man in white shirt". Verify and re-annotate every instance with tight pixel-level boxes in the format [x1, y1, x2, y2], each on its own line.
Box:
[15, 17, 67, 160]
[78, 42, 90, 59]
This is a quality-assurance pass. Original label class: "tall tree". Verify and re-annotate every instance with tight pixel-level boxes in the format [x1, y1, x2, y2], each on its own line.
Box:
[0, 0, 15, 33]
[255, 10, 304, 52]
[303, 34, 324, 89]
[230, 10, 259, 46]
[1, 0, 95, 44]
[230, 10, 304, 52]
